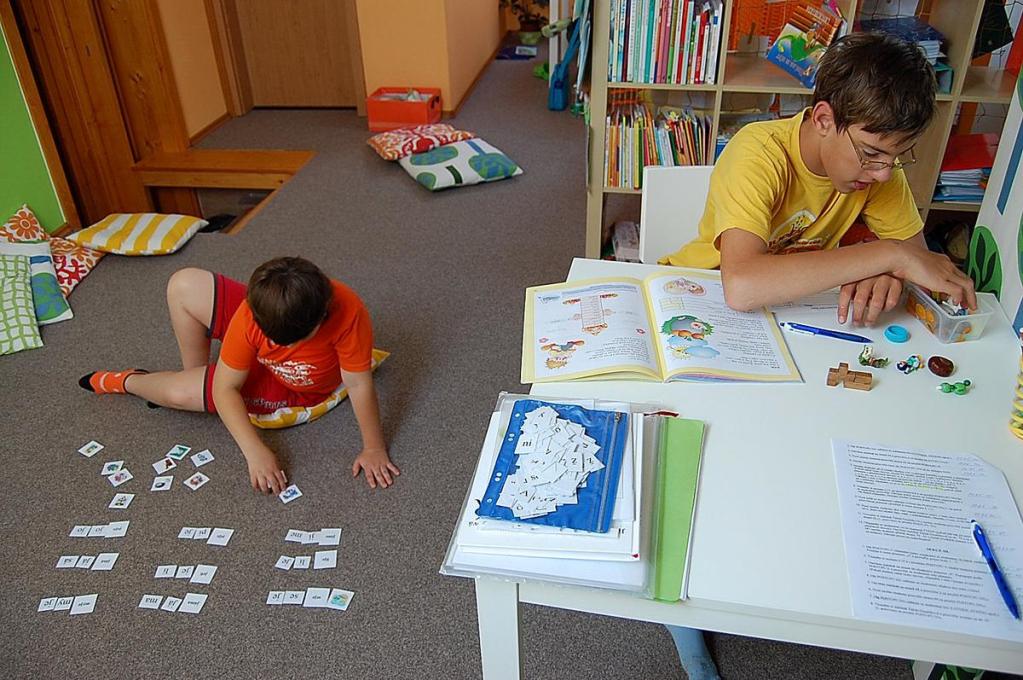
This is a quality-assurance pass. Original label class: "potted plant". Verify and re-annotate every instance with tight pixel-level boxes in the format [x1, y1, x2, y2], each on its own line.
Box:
[501, 0, 549, 45]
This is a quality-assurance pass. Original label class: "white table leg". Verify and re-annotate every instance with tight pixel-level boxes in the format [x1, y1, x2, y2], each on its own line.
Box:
[474, 577, 522, 680]
[912, 660, 936, 680]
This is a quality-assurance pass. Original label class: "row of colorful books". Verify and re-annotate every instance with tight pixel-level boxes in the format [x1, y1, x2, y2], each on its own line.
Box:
[608, 0, 724, 85]
[604, 98, 712, 190]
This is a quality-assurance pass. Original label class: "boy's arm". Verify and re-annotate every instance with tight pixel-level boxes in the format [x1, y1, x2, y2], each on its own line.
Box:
[836, 232, 925, 326]
[211, 359, 288, 495]
[719, 228, 976, 313]
[341, 368, 400, 489]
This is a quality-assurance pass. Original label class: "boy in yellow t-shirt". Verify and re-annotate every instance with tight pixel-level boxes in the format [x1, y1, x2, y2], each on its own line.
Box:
[663, 32, 978, 680]
[664, 32, 976, 326]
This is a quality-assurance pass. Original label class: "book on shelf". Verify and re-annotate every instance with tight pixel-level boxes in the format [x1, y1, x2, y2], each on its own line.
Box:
[604, 92, 712, 189]
[856, 16, 946, 65]
[715, 110, 780, 160]
[521, 268, 802, 384]
[856, 15, 951, 88]
[941, 133, 999, 172]
[608, 0, 723, 85]
[933, 133, 999, 203]
[765, 1, 847, 88]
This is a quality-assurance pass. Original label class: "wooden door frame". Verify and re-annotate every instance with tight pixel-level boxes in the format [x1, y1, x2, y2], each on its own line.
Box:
[206, 0, 367, 114]
[205, 0, 252, 116]
[13, 0, 201, 222]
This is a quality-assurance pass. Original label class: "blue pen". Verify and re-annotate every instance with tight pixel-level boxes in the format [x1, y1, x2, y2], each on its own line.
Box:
[971, 520, 1021, 620]
[779, 322, 872, 344]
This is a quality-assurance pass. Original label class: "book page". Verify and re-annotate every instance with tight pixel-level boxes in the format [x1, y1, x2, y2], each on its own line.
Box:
[642, 269, 801, 382]
[522, 277, 660, 383]
[770, 288, 840, 312]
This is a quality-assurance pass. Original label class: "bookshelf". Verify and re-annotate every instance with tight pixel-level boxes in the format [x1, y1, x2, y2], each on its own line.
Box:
[584, 0, 1020, 258]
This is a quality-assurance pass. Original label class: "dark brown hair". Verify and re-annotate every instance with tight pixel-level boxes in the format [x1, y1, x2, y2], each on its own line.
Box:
[813, 32, 936, 140]
[247, 257, 332, 345]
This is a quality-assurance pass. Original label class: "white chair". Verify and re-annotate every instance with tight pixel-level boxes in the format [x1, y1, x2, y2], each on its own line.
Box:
[639, 165, 714, 264]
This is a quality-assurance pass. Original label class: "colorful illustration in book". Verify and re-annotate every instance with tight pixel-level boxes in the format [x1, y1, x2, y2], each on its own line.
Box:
[765, 3, 843, 88]
[540, 340, 585, 369]
[661, 315, 720, 359]
[776, 27, 825, 65]
[564, 292, 618, 335]
[662, 277, 706, 296]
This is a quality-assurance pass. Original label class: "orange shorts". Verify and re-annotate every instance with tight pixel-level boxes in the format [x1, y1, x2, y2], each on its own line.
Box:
[203, 273, 332, 415]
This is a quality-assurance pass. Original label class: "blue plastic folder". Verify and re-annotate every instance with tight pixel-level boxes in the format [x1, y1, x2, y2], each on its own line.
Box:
[476, 399, 630, 533]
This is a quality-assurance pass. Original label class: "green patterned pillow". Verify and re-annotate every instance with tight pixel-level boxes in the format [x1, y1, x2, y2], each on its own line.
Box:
[398, 138, 523, 191]
[0, 255, 43, 355]
[0, 241, 73, 325]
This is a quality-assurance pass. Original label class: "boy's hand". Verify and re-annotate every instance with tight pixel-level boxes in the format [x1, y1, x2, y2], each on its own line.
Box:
[352, 447, 400, 489]
[891, 241, 977, 311]
[244, 444, 288, 495]
[839, 275, 902, 326]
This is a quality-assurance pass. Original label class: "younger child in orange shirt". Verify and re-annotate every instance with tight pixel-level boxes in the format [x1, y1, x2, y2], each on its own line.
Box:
[80, 257, 399, 492]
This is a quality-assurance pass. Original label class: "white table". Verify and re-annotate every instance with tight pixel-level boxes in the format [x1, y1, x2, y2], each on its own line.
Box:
[469, 259, 1023, 679]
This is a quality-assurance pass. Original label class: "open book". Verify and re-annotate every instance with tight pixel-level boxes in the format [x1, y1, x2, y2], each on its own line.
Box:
[521, 268, 801, 383]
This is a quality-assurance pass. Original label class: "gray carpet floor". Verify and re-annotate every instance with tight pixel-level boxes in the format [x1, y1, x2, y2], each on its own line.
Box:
[2, 45, 972, 680]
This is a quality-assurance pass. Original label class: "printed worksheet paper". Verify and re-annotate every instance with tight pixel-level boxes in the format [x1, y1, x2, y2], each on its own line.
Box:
[832, 440, 1023, 642]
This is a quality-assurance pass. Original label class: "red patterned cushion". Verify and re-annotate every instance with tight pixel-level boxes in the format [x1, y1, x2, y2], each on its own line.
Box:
[367, 123, 475, 161]
[0, 205, 105, 296]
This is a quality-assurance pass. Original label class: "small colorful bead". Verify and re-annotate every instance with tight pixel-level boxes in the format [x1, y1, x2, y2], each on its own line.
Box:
[927, 355, 955, 378]
[896, 355, 923, 374]
[858, 345, 889, 368]
[937, 379, 972, 395]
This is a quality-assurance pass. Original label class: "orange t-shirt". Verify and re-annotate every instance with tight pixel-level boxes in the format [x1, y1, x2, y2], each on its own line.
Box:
[219, 280, 373, 399]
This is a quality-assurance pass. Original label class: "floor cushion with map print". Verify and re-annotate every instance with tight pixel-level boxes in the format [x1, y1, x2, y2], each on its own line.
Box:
[0, 241, 72, 325]
[398, 138, 523, 191]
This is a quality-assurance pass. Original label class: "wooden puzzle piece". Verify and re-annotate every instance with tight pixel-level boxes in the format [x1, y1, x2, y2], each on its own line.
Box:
[826, 362, 872, 391]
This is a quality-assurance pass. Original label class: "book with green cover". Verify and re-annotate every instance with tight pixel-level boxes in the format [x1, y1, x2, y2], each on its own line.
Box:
[652, 417, 705, 601]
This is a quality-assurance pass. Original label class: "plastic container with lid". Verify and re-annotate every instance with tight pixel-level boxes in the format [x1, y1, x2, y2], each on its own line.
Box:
[904, 283, 997, 343]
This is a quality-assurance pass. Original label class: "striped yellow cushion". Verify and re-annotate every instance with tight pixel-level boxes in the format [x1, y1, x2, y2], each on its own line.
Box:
[68, 213, 207, 255]
[249, 349, 389, 430]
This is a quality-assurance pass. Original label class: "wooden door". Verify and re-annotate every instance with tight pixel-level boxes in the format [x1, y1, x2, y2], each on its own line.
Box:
[13, 0, 201, 222]
[232, 0, 362, 107]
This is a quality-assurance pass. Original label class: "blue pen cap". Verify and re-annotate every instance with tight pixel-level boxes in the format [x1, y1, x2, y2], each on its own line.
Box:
[884, 325, 910, 343]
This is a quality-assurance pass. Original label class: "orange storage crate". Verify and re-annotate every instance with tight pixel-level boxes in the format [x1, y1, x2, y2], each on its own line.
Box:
[366, 87, 442, 132]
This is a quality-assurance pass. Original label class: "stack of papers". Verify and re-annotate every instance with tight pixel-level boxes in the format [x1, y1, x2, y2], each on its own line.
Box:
[934, 133, 998, 203]
[444, 396, 650, 591]
[934, 167, 990, 202]
[442, 395, 707, 598]
[463, 402, 641, 563]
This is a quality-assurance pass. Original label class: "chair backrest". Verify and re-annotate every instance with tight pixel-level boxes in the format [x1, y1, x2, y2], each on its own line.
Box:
[639, 165, 714, 264]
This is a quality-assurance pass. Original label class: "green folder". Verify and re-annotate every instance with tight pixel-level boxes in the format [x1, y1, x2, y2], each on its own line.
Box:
[652, 417, 705, 601]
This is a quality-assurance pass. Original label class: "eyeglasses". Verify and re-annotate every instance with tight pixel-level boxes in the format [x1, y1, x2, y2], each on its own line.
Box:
[845, 129, 917, 170]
